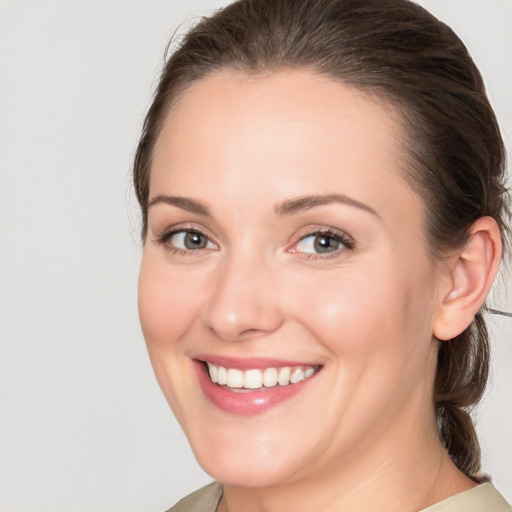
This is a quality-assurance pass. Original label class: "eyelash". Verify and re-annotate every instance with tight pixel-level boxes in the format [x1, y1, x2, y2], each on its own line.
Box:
[154, 227, 355, 258]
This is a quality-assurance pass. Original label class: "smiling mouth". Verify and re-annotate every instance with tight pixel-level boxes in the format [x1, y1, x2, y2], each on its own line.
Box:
[204, 362, 321, 391]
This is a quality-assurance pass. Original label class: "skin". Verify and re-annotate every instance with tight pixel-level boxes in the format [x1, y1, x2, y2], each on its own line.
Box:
[138, 70, 484, 511]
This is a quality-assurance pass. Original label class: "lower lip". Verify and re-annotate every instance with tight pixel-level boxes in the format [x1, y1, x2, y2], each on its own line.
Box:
[194, 361, 318, 416]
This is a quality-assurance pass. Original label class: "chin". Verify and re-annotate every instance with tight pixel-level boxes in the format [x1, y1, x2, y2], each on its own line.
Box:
[199, 454, 297, 488]
[184, 422, 309, 488]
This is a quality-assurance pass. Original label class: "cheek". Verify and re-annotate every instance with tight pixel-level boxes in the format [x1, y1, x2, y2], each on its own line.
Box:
[138, 254, 202, 346]
[285, 265, 392, 347]
[285, 256, 437, 370]
[137, 253, 209, 421]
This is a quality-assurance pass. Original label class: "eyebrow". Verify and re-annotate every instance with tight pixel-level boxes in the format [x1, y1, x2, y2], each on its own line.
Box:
[275, 194, 380, 218]
[147, 195, 210, 216]
[147, 193, 379, 219]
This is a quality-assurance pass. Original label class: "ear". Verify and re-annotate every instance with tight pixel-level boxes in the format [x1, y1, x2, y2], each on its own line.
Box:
[433, 217, 502, 341]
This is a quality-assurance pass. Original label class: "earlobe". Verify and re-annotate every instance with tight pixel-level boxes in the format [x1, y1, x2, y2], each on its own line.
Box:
[433, 217, 502, 341]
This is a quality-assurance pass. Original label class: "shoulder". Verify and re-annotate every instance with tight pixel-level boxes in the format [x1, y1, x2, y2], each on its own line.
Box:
[165, 482, 223, 512]
[421, 482, 511, 512]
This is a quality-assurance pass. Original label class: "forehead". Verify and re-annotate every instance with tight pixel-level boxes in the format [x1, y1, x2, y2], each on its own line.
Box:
[154, 69, 404, 162]
[150, 69, 420, 222]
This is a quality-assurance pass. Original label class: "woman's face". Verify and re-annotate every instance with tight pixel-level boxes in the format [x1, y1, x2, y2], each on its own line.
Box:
[139, 70, 445, 487]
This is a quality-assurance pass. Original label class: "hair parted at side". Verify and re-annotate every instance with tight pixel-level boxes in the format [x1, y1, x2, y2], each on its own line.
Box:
[133, 0, 510, 477]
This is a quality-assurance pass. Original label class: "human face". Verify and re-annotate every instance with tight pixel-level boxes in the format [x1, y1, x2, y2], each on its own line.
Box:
[138, 70, 443, 488]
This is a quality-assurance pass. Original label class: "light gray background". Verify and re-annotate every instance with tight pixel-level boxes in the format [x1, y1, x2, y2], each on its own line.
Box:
[0, 1, 510, 511]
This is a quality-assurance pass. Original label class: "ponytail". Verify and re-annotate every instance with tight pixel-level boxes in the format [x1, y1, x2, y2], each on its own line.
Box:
[434, 312, 490, 476]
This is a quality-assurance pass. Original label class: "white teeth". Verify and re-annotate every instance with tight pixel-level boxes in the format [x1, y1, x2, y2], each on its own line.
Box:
[226, 368, 244, 388]
[263, 367, 278, 387]
[217, 366, 228, 385]
[206, 362, 318, 390]
[244, 369, 263, 389]
[290, 367, 305, 383]
[207, 362, 218, 383]
[278, 366, 291, 386]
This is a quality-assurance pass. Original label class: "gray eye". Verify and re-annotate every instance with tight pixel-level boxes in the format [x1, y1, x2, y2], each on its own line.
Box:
[170, 231, 214, 250]
[184, 231, 208, 249]
[314, 235, 340, 253]
[297, 234, 341, 254]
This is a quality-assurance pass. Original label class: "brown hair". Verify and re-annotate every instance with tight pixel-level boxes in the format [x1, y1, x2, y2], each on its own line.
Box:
[133, 0, 510, 477]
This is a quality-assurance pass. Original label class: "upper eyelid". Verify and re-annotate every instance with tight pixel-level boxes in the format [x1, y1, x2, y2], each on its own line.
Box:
[292, 226, 354, 244]
[153, 223, 216, 242]
[299, 227, 351, 239]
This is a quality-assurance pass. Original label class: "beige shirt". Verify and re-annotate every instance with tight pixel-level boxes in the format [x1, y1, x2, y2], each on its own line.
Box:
[167, 481, 511, 512]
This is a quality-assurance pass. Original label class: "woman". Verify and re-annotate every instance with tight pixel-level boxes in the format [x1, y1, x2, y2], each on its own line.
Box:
[134, 0, 511, 510]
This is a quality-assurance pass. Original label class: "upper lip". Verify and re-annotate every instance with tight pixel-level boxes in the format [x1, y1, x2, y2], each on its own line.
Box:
[193, 354, 321, 370]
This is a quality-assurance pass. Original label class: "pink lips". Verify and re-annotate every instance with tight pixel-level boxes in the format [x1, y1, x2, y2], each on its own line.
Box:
[195, 354, 314, 370]
[193, 357, 321, 416]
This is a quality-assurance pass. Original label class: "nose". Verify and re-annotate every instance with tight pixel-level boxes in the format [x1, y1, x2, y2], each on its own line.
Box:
[201, 254, 284, 342]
